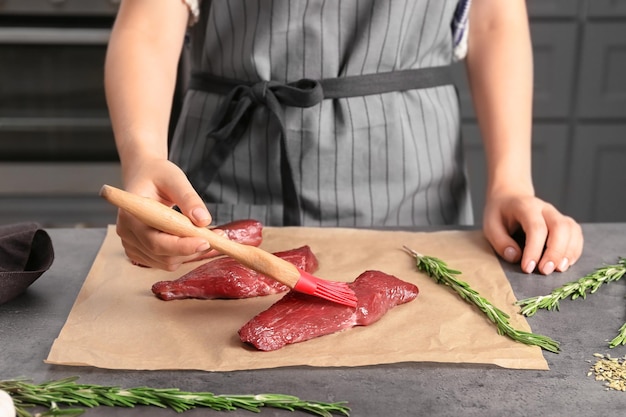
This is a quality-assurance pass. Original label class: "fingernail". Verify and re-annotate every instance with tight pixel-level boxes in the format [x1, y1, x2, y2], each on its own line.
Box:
[524, 260, 536, 274]
[192, 207, 210, 222]
[558, 257, 570, 271]
[196, 242, 211, 253]
[504, 247, 517, 262]
[543, 261, 555, 275]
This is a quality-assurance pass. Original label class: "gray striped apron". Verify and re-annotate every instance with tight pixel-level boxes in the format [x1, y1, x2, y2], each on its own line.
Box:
[170, 0, 473, 228]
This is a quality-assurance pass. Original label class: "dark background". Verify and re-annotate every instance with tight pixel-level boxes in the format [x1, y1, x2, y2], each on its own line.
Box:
[457, 0, 626, 225]
[0, 0, 625, 227]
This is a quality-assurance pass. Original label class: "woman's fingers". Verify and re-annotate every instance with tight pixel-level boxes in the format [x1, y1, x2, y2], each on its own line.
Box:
[483, 195, 583, 275]
[116, 208, 211, 270]
[537, 207, 583, 273]
[482, 214, 522, 264]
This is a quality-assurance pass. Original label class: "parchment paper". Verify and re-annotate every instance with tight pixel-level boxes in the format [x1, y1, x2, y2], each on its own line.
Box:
[46, 226, 549, 371]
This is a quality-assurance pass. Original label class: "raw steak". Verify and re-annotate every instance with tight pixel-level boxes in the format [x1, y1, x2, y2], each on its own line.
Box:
[152, 245, 318, 300]
[198, 219, 263, 260]
[238, 270, 419, 351]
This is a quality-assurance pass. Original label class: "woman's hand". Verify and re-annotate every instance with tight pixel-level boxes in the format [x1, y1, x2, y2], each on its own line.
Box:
[466, 0, 583, 274]
[483, 193, 583, 275]
[105, 0, 199, 270]
[115, 158, 216, 271]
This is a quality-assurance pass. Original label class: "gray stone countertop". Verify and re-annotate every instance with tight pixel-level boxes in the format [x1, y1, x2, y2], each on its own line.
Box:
[1, 224, 625, 416]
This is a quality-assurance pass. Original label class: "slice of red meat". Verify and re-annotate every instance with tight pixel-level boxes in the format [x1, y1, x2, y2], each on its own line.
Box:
[220, 219, 263, 246]
[197, 219, 264, 260]
[151, 245, 318, 301]
[238, 270, 419, 351]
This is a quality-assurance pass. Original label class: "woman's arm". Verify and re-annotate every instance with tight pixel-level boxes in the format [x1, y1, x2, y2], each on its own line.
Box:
[105, 0, 188, 174]
[105, 0, 213, 270]
[465, 0, 583, 274]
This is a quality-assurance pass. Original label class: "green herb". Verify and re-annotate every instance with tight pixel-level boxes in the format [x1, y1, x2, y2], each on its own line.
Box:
[0, 377, 350, 417]
[609, 322, 626, 349]
[403, 246, 560, 353]
[515, 257, 626, 317]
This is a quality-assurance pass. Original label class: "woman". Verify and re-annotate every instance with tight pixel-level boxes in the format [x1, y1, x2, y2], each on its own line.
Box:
[104, 0, 583, 274]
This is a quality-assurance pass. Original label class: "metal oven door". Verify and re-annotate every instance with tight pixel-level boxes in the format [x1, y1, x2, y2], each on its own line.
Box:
[0, 25, 117, 161]
[0, 5, 122, 226]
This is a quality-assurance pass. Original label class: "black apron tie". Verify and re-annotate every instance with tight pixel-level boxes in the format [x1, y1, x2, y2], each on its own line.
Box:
[188, 65, 454, 226]
[189, 77, 324, 226]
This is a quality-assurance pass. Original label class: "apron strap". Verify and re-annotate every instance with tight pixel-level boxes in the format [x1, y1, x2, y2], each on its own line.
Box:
[187, 65, 454, 226]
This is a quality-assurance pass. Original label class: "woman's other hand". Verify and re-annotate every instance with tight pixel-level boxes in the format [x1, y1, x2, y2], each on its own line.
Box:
[483, 193, 583, 275]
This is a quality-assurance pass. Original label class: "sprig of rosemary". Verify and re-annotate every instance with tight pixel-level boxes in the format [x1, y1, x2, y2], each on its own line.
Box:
[516, 258, 626, 349]
[1, 376, 350, 417]
[515, 258, 626, 317]
[610, 322, 626, 349]
[403, 246, 560, 353]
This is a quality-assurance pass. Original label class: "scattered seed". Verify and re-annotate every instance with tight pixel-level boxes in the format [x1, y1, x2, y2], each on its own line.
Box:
[588, 353, 626, 392]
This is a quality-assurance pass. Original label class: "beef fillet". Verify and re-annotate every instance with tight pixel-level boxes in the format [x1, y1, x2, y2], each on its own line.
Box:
[152, 245, 318, 300]
[238, 270, 419, 351]
[197, 219, 264, 260]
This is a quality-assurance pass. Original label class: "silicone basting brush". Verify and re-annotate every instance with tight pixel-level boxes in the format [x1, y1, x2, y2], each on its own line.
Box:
[99, 185, 357, 307]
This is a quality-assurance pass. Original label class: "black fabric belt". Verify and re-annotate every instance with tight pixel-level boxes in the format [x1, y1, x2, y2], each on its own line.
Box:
[187, 65, 454, 226]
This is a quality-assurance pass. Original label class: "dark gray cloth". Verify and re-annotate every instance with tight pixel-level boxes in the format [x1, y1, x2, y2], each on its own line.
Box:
[187, 66, 455, 225]
[0, 222, 54, 305]
[170, 0, 473, 227]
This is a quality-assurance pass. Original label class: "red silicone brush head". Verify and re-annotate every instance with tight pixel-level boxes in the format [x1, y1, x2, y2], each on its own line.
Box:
[293, 270, 357, 307]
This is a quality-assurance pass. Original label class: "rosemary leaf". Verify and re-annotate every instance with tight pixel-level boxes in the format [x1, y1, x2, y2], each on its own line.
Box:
[609, 322, 626, 349]
[515, 258, 626, 317]
[403, 246, 560, 353]
[0, 377, 351, 417]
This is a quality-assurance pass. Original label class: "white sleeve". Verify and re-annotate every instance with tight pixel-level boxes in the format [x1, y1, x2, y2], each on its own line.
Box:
[452, 0, 471, 61]
[182, 0, 200, 25]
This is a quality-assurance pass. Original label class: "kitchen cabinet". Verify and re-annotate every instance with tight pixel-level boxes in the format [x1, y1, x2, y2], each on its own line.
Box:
[463, 123, 569, 221]
[460, 0, 626, 224]
[566, 125, 626, 222]
[531, 23, 578, 118]
[577, 23, 626, 118]
[587, 0, 626, 16]
[527, 0, 580, 16]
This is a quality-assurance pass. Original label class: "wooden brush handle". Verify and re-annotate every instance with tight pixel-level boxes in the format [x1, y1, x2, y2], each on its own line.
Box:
[99, 184, 301, 288]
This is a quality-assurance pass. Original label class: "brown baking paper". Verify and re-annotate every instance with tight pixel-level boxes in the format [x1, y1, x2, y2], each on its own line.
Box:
[46, 226, 549, 371]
